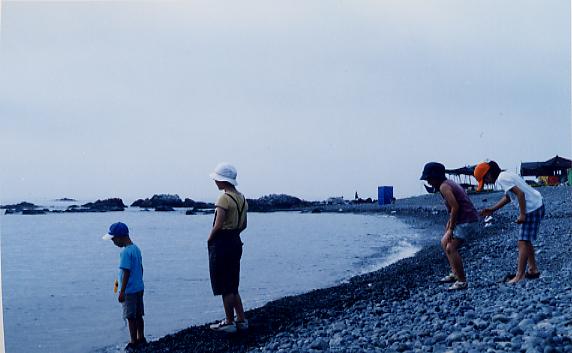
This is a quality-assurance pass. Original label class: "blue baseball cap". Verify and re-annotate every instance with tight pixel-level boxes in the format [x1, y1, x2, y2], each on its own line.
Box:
[102, 222, 129, 240]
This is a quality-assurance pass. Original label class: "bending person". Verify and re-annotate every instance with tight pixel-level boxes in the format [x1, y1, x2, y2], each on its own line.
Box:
[420, 162, 480, 290]
[474, 160, 544, 284]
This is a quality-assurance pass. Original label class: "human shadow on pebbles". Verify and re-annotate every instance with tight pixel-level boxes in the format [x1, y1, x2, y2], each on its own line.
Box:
[138, 186, 572, 353]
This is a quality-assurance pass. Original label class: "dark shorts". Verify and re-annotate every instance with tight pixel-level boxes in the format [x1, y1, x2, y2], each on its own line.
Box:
[122, 291, 144, 320]
[519, 204, 545, 242]
[208, 230, 243, 296]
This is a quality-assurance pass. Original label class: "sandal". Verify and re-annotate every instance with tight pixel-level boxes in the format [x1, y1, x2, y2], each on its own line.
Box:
[439, 273, 458, 283]
[448, 281, 468, 291]
[525, 271, 541, 279]
[209, 320, 237, 333]
[500, 273, 516, 283]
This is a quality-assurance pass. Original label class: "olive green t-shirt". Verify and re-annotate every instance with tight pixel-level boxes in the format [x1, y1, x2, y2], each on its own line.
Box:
[215, 191, 248, 230]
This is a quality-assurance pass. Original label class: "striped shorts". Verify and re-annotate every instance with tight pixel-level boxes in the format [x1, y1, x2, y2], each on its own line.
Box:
[519, 204, 545, 242]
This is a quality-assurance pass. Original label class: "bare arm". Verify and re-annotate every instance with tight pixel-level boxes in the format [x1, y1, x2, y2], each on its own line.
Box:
[510, 186, 527, 223]
[118, 268, 130, 303]
[208, 207, 227, 242]
[480, 194, 510, 216]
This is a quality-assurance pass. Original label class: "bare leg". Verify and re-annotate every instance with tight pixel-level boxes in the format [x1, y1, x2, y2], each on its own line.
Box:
[508, 240, 528, 283]
[526, 242, 539, 274]
[441, 235, 456, 276]
[136, 317, 145, 342]
[222, 294, 235, 323]
[234, 293, 246, 322]
[446, 239, 466, 282]
[127, 319, 137, 344]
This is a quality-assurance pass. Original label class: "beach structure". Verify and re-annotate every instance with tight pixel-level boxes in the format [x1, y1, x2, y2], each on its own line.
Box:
[445, 165, 477, 191]
[520, 155, 572, 185]
[377, 186, 393, 205]
[326, 196, 345, 205]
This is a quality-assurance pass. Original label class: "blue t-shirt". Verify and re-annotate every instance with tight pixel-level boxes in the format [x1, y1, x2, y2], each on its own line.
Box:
[118, 244, 144, 294]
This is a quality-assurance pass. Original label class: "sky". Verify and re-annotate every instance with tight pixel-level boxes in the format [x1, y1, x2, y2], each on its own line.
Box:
[0, 0, 570, 204]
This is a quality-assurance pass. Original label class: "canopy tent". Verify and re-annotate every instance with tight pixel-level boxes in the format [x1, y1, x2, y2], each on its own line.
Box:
[520, 155, 572, 177]
[445, 166, 475, 176]
[445, 165, 477, 190]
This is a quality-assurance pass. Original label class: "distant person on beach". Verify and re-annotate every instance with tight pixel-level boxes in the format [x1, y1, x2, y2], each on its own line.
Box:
[474, 161, 544, 283]
[102, 222, 146, 350]
[207, 163, 249, 333]
[420, 162, 480, 290]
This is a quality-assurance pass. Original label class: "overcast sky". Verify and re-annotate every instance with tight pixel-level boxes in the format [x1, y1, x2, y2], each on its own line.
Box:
[0, 0, 570, 204]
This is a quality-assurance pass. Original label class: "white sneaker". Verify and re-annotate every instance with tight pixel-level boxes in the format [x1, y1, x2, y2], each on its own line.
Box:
[236, 319, 249, 330]
[439, 273, 458, 283]
[209, 320, 237, 333]
[448, 281, 468, 291]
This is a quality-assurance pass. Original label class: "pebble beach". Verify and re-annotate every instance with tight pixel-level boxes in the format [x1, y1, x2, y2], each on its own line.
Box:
[139, 185, 572, 353]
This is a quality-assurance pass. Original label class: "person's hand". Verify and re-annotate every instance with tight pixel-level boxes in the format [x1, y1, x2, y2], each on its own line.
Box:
[480, 208, 494, 217]
[515, 214, 526, 224]
[118, 291, 125, 303]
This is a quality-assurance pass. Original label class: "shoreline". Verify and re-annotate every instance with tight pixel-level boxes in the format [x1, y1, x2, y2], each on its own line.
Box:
[138, 186, 572, 353]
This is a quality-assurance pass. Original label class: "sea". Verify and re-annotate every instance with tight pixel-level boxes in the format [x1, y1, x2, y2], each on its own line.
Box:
[1, 204, 425, 353]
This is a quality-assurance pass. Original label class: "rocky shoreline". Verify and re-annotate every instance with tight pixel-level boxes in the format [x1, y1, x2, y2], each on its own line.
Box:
[135, 185, 572, 353]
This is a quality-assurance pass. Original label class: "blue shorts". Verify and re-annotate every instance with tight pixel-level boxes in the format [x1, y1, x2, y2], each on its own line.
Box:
[453, 221, 480, 242]
[519, 204, 545, 242]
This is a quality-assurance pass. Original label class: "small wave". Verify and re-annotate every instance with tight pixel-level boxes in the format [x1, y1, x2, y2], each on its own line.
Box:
[358, 240, 420, 275]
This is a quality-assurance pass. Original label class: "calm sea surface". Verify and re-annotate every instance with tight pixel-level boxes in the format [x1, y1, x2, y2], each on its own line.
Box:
[1, 209, 422, 353]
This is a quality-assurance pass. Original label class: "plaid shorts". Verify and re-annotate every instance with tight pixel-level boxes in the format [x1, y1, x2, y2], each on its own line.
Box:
[519, 204, 545, 242]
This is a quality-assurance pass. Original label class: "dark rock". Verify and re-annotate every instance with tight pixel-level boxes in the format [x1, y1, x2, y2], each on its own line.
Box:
[0, 201, 38, 212]
[247, 194, 312, 212]
[64, 198, 125, 213]
[155, 206, 175, 212]
[131, 194, 184, 208]
[82, 198, 125, 211]
[182, 198, 196, 207]
[22, 209, 48, 215]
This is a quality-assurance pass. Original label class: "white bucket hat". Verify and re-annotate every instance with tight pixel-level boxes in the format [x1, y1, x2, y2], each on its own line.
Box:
[209, 162, 238, 186]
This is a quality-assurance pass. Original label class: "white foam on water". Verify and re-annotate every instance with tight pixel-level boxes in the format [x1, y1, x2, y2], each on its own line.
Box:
[357, 239, 421, 276]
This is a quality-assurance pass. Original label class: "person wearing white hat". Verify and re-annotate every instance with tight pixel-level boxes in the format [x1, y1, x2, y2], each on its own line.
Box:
[207, 163, 249, 333]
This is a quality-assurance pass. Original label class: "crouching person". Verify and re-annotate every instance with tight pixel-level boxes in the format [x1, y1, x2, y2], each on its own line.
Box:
[420, 162, 480, 290]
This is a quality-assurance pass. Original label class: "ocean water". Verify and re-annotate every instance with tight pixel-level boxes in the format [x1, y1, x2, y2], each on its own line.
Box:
[1, 209, 422, 353]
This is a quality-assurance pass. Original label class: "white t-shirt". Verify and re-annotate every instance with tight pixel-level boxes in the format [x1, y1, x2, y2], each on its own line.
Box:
[496, 171, 543, 213]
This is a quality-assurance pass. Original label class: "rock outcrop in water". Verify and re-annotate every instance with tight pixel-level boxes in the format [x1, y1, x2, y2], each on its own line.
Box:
[247, 194, 312, 212]
[1, 202, 39, 212]
[131, 194, 184, 208]
[66, 198, 126, 212]
[131, 194, 215, 210]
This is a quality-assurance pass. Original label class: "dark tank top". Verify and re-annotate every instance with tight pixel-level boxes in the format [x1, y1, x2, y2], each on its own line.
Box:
[442, 180, 479, 224]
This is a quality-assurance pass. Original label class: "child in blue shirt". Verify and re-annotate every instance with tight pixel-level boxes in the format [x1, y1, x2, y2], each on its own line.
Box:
[103, 222, 146, 350]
